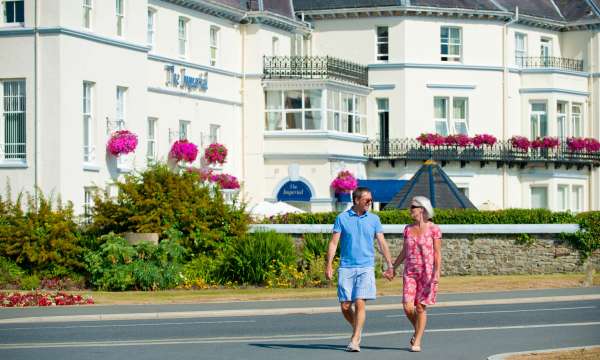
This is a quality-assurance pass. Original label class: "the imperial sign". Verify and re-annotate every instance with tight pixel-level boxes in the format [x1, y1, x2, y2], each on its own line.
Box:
[277, 181, 312, 202]
[165, 65, 208, 92]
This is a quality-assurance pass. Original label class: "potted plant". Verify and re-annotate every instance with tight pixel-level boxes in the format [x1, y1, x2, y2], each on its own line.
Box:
[107, 130, 138, 157]
[472, 134, 497, 147]
[169, 139, 199, 163]
[204, 143, 228, 165]
[331, 170, 358, 196]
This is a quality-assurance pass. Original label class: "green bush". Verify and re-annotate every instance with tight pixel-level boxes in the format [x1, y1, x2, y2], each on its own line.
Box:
[19, 274, 40, 290]
[181, 255, 222, 288]
[0, 256, 24, 288]
[89, 164, 249, 256]
[84, 233, 187, 291]
[0, 190, 85, 274]
[218, 231, 297, 285]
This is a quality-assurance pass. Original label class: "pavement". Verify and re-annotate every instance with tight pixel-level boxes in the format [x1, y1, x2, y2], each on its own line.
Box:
[0, 287, 599, 360]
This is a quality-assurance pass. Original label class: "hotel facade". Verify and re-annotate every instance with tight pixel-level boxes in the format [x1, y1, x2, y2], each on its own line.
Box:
[1, 0, 599, 215]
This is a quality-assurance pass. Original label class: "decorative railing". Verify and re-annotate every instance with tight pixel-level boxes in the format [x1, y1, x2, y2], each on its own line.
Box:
[364, 138, 600, 168]
[263, 56, 369, 86]
[516, 56, 584, 72]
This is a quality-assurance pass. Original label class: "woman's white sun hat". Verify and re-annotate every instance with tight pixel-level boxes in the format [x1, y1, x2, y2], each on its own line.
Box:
[410, 196, 434, 220]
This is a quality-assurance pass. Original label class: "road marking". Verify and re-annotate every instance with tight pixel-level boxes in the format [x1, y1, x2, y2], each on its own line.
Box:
[0, 321, 599, 349]
[0, 320, 256, 332]
[385, 306, 596, 317]
[1, 294, 599, 324]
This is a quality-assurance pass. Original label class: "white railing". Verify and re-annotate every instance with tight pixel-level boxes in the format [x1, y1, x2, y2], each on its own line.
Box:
[249, 224, 580, 234]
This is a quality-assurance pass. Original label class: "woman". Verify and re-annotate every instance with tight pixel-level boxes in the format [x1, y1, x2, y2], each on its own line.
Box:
[392, 196, 442, 352]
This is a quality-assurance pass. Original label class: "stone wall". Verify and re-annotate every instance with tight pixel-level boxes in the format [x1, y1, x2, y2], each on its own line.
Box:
[380, 234, 599, 276]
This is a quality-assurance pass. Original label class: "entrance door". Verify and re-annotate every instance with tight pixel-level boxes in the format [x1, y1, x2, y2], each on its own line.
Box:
[377, 98, 389, 156]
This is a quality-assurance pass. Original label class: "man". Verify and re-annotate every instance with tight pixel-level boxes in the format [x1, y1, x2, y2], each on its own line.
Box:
[325, 187, 395, 352]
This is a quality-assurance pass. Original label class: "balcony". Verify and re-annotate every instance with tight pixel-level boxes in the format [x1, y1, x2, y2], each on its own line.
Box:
[263, 56, 369, 87]
[364, 138, 600, 169]
[516, 56, 584, 72]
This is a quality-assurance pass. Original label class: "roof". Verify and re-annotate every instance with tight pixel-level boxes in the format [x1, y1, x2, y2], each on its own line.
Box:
[293, 0, 600, 25]
[384, 161, 477, 210]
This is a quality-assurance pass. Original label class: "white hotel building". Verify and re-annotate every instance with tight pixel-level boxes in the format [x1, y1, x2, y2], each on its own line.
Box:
[1, 0, 599, 214]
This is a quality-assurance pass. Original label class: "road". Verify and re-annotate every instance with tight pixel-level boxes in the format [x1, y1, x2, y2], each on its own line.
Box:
[0, 288, 599, 360]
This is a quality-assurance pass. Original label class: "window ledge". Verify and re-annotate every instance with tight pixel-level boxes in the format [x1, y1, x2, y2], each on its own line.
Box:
[83, 163, 101, 172]
[0, 161, 27, 169]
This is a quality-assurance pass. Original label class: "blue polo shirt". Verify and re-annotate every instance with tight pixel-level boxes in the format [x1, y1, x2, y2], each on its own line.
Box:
[333, 208, 384, 268]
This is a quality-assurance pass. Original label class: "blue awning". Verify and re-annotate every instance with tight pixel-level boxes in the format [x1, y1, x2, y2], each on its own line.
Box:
[337, 179, 408, 203]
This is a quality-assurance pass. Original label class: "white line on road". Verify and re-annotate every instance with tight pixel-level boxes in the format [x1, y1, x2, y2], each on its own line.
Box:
[1, 321, 599, 350]
[385, 306, 596, 317]
[0, 319, 256, 332]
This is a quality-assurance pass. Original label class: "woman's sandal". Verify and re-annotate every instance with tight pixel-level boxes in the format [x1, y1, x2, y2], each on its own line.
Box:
[410, 335, 415, 346]
[410, 344, 422, 352]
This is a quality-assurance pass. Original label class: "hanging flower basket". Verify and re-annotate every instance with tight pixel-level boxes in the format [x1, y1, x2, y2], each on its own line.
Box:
[331, 170, 358, 194]
[107, 130, 138, 156]
[416, 133, 445, 147]
[472, 134, 497, 147]
[210, 173, 240, 189]
[187, 166, 213, 182]
[169, 139, 199, 162]
[510, 136, 530, 151]
[204, 143, 228, 165]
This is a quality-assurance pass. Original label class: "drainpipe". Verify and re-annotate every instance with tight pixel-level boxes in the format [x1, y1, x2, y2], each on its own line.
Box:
[34, 0, 40, 201]
[502, 7, 518, 209]
[588, 34, 595, 210]
[240, 17, 247, 198]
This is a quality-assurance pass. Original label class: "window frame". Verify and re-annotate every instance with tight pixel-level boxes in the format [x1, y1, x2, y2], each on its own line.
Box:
[147, 7, 156, 47]
[440, 26, 462, 62]
[530, 186, 549, 209]
[433, 96, 450, 136]
[271, 36, 279, 56]
[556, 101, 567, 139]
[83, 81, 95, 163]
[83, 0, 92, 29]
[178, 17, 188, 58]
[571, 185, 584, 212]
[147, 117, 157, 161]
[210, 26, 219, 66]
[530, 101, 548, 138]
[376, 26, 389, 62]
[571, 103, 583, 137]
[515, 32, 527, 66]
[209, 124, 220, 144]
[0, 79, 26, 162]
[116, 86, 126, 130]
[178, 120, 190, 140]
[115, 0, 124, 36]
[452, 97, 469, 134]
[557, 184, 569, 212]
[3, 0, 24, 24]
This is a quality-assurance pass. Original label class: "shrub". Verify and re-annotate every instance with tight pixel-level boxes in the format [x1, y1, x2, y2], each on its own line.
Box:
[217, 231, 296, 285]
[0, 190, 85, 275]
[0, 256, 24, 289]
[181, 255, 221, 288]
[89, 164, 249, 255]
[84, 233, 186, 291]
[19, 274, 40, 290]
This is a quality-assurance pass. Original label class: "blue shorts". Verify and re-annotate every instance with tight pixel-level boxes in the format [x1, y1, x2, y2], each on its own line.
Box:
[337, 267, 376, 302]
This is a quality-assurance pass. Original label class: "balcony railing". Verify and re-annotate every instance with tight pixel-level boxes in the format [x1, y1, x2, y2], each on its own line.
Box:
[516, 56, 584, 72]
[263, 56, 369, 87]
[365, 138, 600, 169]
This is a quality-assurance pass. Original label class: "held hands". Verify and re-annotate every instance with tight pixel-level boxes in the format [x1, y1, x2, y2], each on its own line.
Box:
[382, 263, 395, 281]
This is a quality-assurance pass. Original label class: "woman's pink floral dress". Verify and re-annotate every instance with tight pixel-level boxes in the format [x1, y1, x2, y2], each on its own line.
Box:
[402, 223, 441, 305]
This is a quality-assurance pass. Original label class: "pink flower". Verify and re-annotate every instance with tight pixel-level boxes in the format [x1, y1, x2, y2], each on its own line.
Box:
[531, 137, 559, 149]
[331, 170, 358, 194]
[585, 138, 600, 152]
[472, 134, 497, 147]
[188, 167, 213, 182]
[567, 137, 586, 152]
[510, 136, 530, 151]
[204, 143, 228, 165]
[209, 173, 240, 189]
[107, 130, 138, 156]
[417, 133, 445, 146]
[445, 134, 472, 147]
[170, 140, 199, 162]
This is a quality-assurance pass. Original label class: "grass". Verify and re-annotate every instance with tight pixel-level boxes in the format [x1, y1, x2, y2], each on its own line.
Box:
[67, 273, 599, 305]
[506, 347, 600, 360]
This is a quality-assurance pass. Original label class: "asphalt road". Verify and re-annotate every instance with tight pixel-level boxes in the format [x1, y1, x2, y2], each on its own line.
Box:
[1, 289, 599, 360]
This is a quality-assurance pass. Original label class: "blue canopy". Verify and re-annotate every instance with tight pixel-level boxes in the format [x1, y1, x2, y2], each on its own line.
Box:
[337, 179, 407, 203]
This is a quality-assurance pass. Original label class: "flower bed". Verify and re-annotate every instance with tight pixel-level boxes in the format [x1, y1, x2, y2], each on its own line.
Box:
[331, 170, 358, 194]
[204, 143, 228, 165]
[0, 291, 94, 307]
[472, 134, 497, 147]
[107, 130, 138, 156]
[170, 139, 199, 162]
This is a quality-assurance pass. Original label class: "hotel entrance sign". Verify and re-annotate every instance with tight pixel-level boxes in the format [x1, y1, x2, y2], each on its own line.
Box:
[165, 65, 208, 92]
[277, 181, 312, 202]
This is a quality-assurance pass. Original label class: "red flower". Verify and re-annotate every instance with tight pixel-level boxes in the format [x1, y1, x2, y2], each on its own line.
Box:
[510, 136, 530, 151]
[170, 140, 199, 162]
[472, 134, 497, 147]
[107, 130, 138, 156]
[331, 170, 358, 194]
[204, 143, 228, 165]
[417, 133, 445, 146]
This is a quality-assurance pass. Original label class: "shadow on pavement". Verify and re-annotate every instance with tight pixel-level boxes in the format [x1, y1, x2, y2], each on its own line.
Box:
[249, 343, 406, 351]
